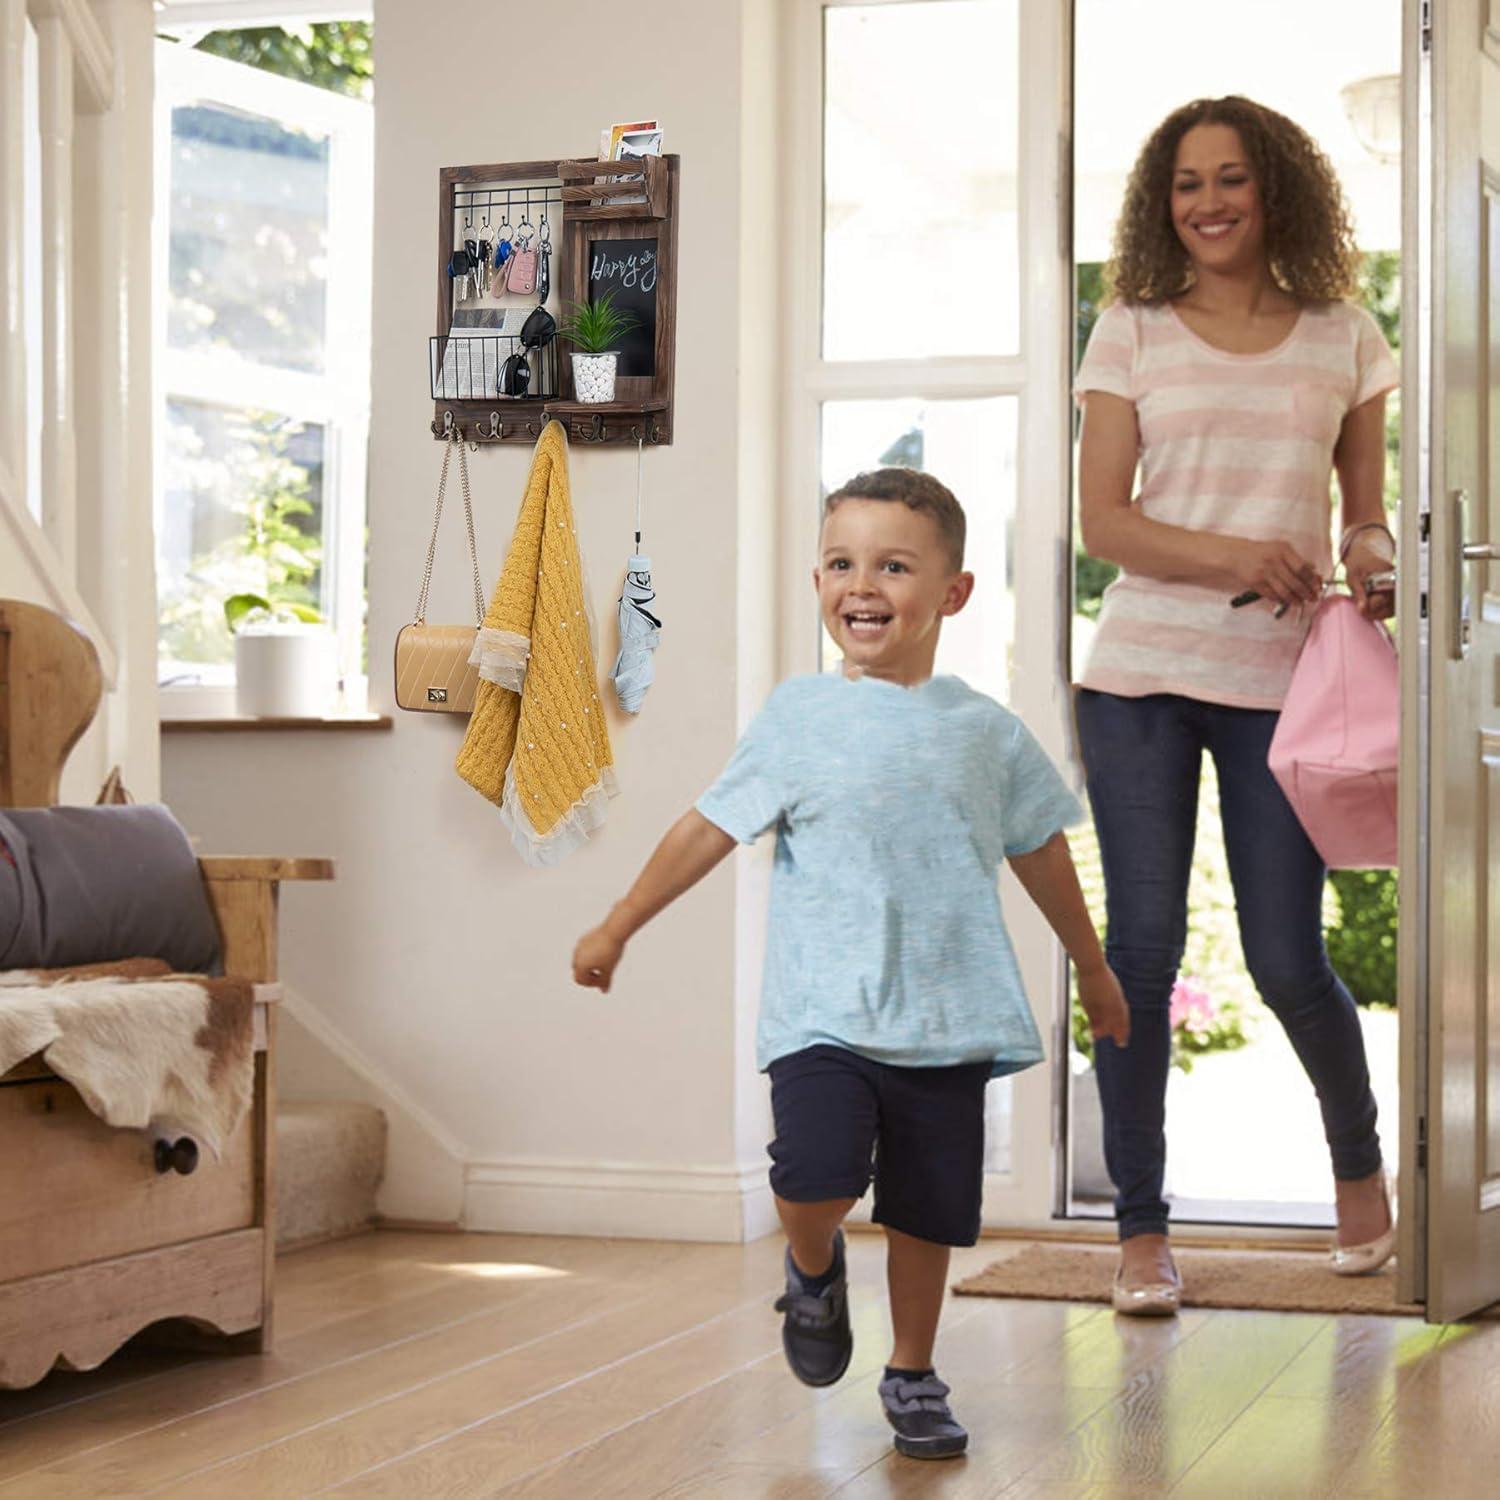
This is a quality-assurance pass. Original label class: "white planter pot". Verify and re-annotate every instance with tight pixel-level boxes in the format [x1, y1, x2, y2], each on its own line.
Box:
[571, 351, 618, 404]
[234, 623, 337, 718]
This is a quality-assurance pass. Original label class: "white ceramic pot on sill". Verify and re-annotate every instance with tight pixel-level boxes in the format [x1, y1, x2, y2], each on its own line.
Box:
[234, 621, 337, 718]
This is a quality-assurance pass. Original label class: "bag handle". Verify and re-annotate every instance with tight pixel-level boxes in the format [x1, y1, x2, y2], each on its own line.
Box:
[413, 433, 487, 626]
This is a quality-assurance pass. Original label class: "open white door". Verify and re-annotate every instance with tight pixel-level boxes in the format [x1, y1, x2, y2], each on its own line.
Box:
[1405, 0, 1500, 1322]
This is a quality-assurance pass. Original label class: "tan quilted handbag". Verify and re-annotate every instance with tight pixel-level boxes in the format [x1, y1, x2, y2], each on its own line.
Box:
[394, 433, 488, 713]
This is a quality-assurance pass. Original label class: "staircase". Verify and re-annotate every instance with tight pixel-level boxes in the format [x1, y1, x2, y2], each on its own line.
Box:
[275, 1100, 387, 1250]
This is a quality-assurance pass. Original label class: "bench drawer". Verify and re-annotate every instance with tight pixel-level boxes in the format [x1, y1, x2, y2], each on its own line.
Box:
[0, 1078, 256, 1283]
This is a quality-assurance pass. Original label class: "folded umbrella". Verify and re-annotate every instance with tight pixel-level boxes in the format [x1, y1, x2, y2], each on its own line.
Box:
[611, 555, 661, 713]
[610, 440, 661, 714]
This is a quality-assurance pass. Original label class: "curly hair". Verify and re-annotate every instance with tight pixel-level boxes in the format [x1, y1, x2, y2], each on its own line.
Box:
[823, 468, 966, 570]
[1105, 96, 1360, 306]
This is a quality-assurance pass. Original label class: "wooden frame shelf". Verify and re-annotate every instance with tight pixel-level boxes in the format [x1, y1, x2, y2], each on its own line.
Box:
[557, 155, 669, 220]
[431, 156, 678, 447]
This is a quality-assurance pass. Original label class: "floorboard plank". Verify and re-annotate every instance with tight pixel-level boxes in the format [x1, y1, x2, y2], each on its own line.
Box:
[1, 1230, 1498, 1499]
[997, 1310, 1325, 1491]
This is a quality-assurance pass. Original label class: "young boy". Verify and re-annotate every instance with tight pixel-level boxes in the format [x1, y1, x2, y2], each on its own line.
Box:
[572, 467, 1128, 1460]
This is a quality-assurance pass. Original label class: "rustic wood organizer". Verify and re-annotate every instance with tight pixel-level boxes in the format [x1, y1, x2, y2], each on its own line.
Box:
[430, 154, 679, 447]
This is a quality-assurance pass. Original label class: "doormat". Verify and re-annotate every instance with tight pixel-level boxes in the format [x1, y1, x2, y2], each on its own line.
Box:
[953, 1244, 1499, 1319]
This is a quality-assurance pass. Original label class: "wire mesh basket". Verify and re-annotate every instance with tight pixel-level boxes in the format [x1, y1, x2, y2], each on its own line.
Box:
[429, 335, 559, 402]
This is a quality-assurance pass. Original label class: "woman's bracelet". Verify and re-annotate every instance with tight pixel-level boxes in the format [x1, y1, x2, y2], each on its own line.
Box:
[1338, 520, 1396, 563]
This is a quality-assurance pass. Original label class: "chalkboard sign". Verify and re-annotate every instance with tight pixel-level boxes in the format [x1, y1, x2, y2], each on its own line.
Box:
[588, 237, 657, 377]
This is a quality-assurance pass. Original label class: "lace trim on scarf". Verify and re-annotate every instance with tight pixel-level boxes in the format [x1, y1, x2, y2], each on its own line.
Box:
[499, 761, 619, 868]
[470, 628, 531, 691]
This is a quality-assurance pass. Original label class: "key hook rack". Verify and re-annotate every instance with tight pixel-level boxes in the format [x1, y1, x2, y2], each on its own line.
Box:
[431, 405, 667, 447]
[430, 155, 679, 448]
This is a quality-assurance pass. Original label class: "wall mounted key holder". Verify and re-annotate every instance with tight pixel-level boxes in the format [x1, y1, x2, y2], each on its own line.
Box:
[429, 155, 679, 447]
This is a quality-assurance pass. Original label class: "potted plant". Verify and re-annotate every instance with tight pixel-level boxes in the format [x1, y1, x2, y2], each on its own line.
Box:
[225, 592, 337, 718]
[556, 290, 638, 404]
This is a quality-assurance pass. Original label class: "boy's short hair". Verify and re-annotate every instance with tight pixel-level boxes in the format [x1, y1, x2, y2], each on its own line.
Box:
[822, 468, 966, 571]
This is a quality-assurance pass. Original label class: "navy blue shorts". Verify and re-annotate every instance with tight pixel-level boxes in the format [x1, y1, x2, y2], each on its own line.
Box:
[766, 1044, 992, 1247]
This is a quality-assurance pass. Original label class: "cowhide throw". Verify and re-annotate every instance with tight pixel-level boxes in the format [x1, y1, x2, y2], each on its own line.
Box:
[0, 959, 254, 1156]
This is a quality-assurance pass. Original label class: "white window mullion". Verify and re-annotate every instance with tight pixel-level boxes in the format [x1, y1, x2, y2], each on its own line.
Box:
[785, 0, 1074, 1231]
[161, 352, 342, 425]
[0, 0, 25, 503]
[805, 361, 1028, 402]
[35, 12, 75, 574]
[988, 0, 1075, 1230]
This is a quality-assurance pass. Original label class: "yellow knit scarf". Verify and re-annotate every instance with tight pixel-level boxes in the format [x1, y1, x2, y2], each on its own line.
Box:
[455, 421, 616, 863]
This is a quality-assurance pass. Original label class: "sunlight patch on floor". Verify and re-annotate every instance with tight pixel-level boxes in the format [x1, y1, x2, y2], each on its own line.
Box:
[421, 1261, 572, 1279]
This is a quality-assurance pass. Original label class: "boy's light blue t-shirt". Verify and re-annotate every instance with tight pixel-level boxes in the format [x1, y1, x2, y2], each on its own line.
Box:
[695, 672, 1083, 1078]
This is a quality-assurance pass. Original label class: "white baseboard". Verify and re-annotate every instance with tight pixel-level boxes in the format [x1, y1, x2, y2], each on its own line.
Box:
[465, 1158, 777, 1243]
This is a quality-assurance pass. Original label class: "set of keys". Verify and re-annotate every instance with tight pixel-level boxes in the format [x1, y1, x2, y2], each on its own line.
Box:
[447, 208, 554, 305]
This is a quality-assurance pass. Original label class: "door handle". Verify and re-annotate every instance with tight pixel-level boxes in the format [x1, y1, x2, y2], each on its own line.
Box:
[1453, 489, 1474, 659]
[1462, 543, 1500, 561]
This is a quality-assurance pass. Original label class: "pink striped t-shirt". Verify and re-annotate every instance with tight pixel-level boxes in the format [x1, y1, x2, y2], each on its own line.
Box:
[1074, 299, 1398, 709]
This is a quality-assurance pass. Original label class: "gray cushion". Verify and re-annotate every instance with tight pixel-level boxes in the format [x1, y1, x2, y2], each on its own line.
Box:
[0, 804, 221, 973]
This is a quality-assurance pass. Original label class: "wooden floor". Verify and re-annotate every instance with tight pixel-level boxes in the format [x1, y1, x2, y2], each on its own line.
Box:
[1, 1229, 1497, 1498]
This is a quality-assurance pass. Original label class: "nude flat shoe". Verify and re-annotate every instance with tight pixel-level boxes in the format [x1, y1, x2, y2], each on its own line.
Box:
[1111, 1265, 1182, 1317]
[1330, 1172, 1396, 1277]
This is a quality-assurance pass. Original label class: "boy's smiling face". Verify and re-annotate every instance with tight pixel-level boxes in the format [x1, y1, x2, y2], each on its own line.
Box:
[814, 498, 974, 686]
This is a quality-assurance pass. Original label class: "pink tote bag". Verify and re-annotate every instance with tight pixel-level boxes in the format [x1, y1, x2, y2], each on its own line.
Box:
[1268, 593, 1398, 869]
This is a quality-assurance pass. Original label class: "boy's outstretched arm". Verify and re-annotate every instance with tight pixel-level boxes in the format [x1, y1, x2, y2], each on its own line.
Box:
[572, 809, 736, 992]
[1007, 831, 1130, 1047]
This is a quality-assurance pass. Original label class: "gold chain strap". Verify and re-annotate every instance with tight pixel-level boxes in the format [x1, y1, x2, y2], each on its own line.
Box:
[413, 434, 486, 625]
[455, 436, 487, 624]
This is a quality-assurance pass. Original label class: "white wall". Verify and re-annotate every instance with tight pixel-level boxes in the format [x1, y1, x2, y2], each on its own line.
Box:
[162, 0, 781, 1238]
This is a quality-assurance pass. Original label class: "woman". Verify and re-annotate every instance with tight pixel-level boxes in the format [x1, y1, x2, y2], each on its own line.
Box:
[1073, 95, 1398, 1315]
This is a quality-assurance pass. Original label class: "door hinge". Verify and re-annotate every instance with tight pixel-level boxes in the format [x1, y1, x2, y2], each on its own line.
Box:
[1417, 1114, 1428, 1170]
[1421, 0, 1432, 53]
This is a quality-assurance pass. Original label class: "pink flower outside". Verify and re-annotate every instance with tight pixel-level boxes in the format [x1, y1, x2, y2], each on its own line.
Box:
[1170, 979, 1216, 1037]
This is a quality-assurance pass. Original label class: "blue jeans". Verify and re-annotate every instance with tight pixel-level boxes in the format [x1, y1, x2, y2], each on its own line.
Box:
[1074, 689, 1383, 1241]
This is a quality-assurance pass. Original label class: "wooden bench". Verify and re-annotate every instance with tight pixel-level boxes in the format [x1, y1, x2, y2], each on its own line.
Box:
[0, 598, 333, 1389]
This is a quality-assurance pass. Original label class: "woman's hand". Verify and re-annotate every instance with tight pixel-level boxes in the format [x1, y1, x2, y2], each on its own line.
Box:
[1227, 537, 1323, 611]
[1078, 962, 1130, 1048]
[1343, 534, 1397, 621]
[572, 925, 624, 992]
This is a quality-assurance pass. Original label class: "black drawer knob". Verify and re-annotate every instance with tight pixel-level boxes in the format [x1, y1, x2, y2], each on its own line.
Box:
[153, 1135, 199, 1176]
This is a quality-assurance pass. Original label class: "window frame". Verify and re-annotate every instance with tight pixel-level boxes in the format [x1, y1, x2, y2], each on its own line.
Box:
[152, 38, 372, 716]
[783, 0, 1075, 1228]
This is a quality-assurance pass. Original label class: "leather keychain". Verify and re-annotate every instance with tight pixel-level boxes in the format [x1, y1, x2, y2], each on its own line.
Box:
[506, 223, 538, 296]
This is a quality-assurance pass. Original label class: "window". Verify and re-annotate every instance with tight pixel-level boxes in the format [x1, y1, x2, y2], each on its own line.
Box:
[154, 41, 372, 712]
[822, 1, 1020, 361]
[805, 0, 1024, 701]
[791, 0, 1072, 1218]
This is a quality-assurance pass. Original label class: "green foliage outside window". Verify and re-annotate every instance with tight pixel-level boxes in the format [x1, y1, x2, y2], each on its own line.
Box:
[159, 415, 322, 664]
[191, 23, 373, 101]
[1326, 869, 1399, 1008]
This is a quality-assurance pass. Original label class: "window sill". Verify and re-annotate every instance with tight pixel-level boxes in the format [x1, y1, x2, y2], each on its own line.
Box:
[160, 714, 393, 733]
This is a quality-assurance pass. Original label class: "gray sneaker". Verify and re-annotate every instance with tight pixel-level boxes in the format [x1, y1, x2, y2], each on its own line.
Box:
[878, 1370, 968, 1459]
[772, 1229, 851, 1387]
